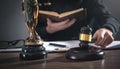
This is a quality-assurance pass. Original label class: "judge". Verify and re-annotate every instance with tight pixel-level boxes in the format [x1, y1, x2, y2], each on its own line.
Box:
[36, 0, 120, 47]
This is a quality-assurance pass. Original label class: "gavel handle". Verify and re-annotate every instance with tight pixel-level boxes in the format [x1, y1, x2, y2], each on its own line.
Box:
[91, 38, 97, 43]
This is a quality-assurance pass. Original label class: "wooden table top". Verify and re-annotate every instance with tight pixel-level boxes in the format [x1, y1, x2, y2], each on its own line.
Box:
[0, 50, 120, 69]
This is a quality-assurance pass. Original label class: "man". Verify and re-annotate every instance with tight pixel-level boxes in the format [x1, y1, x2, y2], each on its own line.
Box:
[36, 0, 120, 47]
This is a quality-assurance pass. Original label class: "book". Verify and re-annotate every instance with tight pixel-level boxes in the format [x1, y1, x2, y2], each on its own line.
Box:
[38, 8, 86, 22]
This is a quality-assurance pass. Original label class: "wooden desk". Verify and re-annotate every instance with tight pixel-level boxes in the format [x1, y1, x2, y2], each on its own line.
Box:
[0, 50, 120, 69]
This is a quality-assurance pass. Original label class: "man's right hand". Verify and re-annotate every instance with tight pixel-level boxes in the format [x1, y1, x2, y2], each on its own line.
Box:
[46, 18, 76, 34]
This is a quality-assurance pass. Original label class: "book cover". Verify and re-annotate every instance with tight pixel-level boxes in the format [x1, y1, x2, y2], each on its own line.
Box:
[38, 8, 87, 22]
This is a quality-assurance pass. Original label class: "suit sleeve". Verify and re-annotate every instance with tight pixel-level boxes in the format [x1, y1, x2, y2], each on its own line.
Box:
[85, 0, 120, 36]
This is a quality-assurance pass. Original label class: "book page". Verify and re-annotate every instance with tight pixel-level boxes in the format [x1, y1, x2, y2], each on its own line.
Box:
[59, 8, 84, 18]
[39, 10, 59, 17]
[38, 8, 86, 22]
[39, 8, 84, 18]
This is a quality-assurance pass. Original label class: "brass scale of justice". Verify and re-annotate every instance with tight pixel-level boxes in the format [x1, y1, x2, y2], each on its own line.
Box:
[20, 0, 104, 60]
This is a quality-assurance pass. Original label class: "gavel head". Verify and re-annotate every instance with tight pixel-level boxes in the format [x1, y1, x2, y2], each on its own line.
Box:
[79, 26, 92, 48]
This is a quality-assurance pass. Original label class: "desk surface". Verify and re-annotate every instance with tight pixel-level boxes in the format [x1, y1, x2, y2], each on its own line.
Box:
[0, 50, 120, 69]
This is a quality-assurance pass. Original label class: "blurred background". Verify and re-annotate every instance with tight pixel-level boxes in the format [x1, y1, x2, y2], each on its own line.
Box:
[0, 0, 120, 41]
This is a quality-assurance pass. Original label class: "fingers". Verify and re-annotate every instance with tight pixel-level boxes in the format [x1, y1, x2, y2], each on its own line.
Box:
[47, 18, 75, 28]
[56, 18, 76, 31]
[63, 18, 76, 28]
[93, 28, 114, 47]
[93, 30, 105, 46]
[101, 32, 114, 46]
[47, 18, 70, 26]
[46, 18, 76, 33]
[56, 19, 71, 26]
[47, 18, 52, 25]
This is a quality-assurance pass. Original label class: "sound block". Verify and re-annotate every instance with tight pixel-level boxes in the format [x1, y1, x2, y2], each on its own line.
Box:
[66, 46, 105, 61]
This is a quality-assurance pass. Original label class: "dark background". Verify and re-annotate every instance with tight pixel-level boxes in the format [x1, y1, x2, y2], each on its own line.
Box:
[0, 0, 120, 41]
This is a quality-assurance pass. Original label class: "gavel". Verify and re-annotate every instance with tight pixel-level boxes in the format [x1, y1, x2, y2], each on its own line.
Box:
[66, 26, 105, 61]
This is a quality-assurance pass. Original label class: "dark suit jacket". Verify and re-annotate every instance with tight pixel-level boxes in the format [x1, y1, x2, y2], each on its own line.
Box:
[36, 0, 120, 41]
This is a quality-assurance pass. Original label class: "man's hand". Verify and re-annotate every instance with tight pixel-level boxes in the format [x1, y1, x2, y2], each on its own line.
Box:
[93, 28, 114, 47]
[46, 18, 76, 34]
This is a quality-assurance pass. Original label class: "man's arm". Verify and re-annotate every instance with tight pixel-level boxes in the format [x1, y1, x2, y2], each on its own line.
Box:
[85, 0, 120, 46]
[85, 0, 120, 36]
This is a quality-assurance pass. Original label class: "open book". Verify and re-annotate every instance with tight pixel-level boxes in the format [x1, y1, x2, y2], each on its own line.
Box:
[39, 8, 86, 22]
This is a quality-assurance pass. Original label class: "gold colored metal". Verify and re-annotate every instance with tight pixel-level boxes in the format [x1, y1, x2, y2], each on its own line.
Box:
[22, 0, 52, 46]
[79, 34, 92, 42]
[23, 0, 43, 46]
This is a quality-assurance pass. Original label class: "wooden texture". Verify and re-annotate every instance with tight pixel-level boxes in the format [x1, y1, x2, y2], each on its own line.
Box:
[0, 50, 120, 69]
